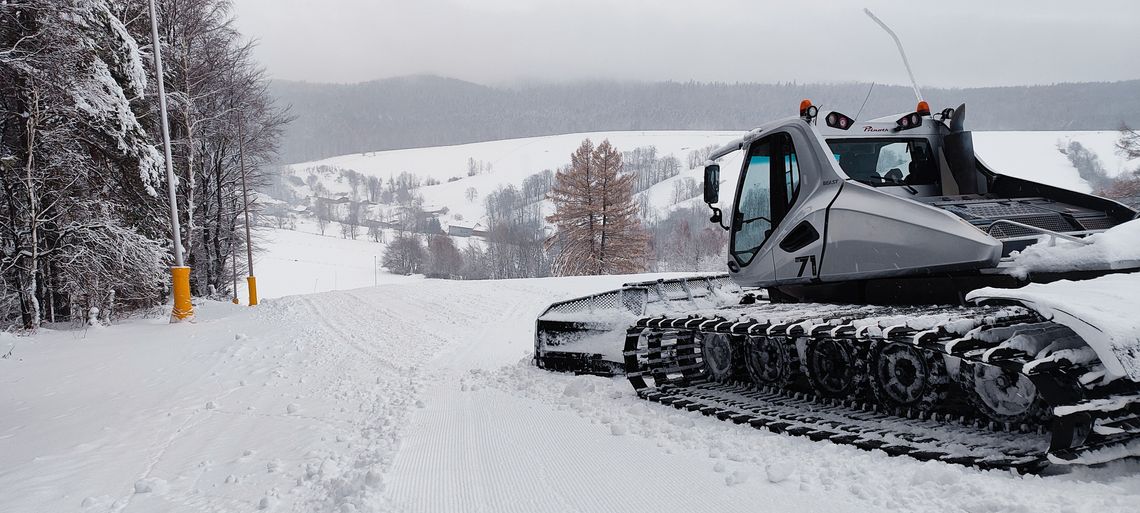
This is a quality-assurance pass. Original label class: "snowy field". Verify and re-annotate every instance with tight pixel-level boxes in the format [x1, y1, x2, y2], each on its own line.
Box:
[249, 221, 423, 299]
[3, 277, 1140, 513]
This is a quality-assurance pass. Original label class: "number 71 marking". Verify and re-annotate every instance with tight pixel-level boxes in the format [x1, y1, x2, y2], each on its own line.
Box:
[795, 255, 818, 278]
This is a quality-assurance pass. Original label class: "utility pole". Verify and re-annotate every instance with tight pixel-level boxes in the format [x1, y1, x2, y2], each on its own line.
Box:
[148, 0, 192, 322]
[231, 203, 239, 305]
[238, 122, 257, 305]
[232, 251, 239, 304]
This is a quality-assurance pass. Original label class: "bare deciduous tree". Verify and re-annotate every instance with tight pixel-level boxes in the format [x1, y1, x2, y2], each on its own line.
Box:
[382, 232, 425, 275]
[547, 139, 648, 276]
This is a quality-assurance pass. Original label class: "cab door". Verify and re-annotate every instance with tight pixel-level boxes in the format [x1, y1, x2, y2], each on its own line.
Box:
[728, 134, 788, 283]
[730, 130, 823, 287]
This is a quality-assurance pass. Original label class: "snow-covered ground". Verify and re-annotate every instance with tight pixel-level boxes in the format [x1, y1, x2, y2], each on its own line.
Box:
[4, 276, 1140, 513]
[249, 220, 423, 299]
[5, 129, 1137, 512]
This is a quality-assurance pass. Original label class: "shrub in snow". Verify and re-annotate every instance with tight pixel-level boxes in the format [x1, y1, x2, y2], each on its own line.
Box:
[382, 232, 426, 275]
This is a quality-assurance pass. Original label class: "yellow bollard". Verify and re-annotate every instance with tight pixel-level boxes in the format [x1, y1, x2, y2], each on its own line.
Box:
[247, 275, 258, 306]
[171, 266, 193, 321]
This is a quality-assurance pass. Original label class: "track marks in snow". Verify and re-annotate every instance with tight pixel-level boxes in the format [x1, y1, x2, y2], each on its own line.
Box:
[241, 280, 551, 511]
[384, 280, 857, 513]
[470, 361, 1140, 513]
[390, 379, 753, 513]
[9, 276, 1140, 513]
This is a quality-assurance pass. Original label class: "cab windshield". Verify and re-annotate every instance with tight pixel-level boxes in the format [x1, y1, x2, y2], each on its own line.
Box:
[826, 138, 938, 187]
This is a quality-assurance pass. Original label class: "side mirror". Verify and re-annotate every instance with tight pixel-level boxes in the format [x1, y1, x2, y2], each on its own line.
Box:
[703, 164, 720, 204]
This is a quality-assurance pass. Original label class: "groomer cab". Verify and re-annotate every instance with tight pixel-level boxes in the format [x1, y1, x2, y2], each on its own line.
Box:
[700, 100, 1134, 303]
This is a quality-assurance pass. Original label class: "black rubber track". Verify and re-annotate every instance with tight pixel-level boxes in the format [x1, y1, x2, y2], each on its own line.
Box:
[642, 380, 1049, 473]
[620, 303, 1139, 471]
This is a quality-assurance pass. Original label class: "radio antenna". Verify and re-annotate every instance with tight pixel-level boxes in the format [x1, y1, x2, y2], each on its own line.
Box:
[864, 8, 923, 103]
[854, 81, 875, 121]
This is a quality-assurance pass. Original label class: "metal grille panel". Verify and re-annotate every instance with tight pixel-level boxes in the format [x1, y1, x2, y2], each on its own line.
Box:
[1077, 217, 1115, 230]
[947, 202, 1049, 219]
[540, 275, 736, 318]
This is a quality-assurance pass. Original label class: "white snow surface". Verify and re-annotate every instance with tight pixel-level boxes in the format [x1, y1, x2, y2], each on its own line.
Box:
[1006, 219, 1140, 279]
[246, 220, 425, 299]
[968, 272, 1140, 381]
[5, 277, 1140, 513]
[973, 131, 1139, 191]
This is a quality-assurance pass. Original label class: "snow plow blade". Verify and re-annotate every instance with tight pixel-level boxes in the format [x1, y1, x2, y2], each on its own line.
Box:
[968, 272, 1140, 464]
[534, 275, 742, 376]
[967, 273, 1140, 385]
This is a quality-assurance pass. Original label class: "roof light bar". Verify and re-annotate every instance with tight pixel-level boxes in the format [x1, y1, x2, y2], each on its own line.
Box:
[825, 111, 854, 130]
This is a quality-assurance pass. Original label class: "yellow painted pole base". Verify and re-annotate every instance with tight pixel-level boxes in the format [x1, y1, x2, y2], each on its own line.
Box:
[247, 275, 258, 306]
[171, 266, 194, 322]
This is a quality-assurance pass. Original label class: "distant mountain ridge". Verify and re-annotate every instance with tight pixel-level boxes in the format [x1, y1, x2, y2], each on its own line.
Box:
[271, 75, 1140, 164]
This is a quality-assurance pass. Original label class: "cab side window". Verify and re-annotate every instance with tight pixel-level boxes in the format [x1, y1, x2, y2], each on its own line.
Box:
[731, 141, 773, 264]
[785, 146, 800, 208]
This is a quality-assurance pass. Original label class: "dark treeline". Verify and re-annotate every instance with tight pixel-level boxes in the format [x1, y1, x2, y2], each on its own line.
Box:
[272, 75, 1140, 163]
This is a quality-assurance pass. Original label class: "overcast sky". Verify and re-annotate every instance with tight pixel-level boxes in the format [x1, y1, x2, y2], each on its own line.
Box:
[231, 0, 1140, 88]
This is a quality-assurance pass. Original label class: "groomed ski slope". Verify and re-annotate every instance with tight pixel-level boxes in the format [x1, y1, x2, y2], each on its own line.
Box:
[4, 277, 1140, 513]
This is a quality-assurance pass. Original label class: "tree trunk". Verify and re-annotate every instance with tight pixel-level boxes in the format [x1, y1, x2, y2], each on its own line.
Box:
[21, 88, 41, 330]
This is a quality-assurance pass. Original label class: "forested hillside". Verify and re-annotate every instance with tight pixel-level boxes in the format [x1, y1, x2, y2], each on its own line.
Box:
[272, 76, 1140, 163]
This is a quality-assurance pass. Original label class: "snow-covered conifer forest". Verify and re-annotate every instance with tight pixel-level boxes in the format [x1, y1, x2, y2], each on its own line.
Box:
[0, 0, 288, 329]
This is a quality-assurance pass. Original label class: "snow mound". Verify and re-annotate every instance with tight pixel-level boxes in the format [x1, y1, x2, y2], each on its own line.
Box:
[766, 461, 796, 483]
[967, 272, 1140, 380]
[133, 477, 168, 494]
[1007, 219, 1140, 279]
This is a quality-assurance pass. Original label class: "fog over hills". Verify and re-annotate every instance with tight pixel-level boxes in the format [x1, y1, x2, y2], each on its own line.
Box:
[271, 76, 1140, 164]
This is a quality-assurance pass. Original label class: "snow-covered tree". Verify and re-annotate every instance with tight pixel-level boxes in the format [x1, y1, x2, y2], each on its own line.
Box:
[1058, 140, 1111, 191]
[482, 186, 548, 279]
[382, 232, 426, 275]
[100, 0, 289, 299]
[646, 205, 728, 272]
[1118, 125, 1140, 161]
[0, 0, 286, 328]
[1102, 125, 1140, 208]
[426, 234, 463, 278]
[1, 0, 168, 329]
[546, 139, 648, 276]
[671, 177, 700, 204]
